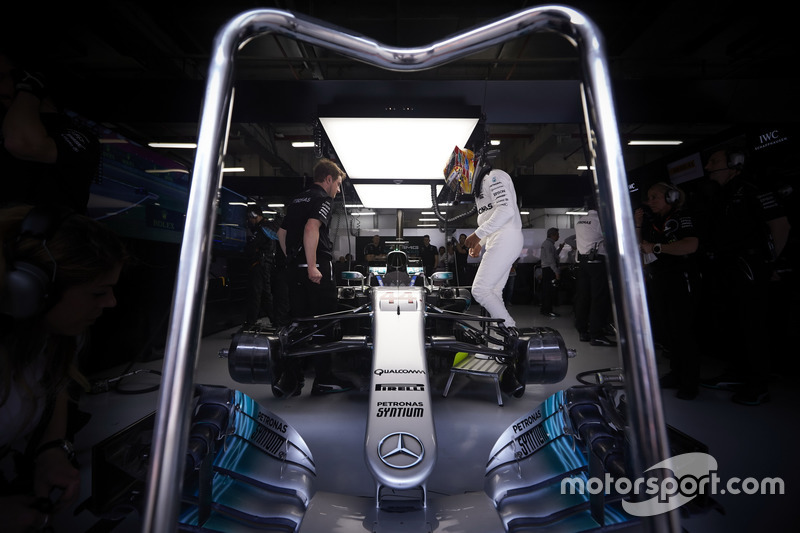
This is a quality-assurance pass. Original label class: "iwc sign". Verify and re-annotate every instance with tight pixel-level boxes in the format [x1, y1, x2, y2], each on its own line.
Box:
[754, 128, 789, 151]
[378, 432, 424, 469]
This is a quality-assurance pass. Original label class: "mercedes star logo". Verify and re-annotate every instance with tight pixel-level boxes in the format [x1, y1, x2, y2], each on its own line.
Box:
[378, 432, 424, 469]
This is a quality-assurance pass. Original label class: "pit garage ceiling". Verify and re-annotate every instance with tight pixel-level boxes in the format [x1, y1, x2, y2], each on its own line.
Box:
[4, 1, 796, 209]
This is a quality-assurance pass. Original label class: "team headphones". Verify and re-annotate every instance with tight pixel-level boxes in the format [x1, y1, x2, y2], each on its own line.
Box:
[706, 148, 745, 175]
[1, 205, 75, 319]
[728, 151, 745, 170]
[657, 182, 681, 205]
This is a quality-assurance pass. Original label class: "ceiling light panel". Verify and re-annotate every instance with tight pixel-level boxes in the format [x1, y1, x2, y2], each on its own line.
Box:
[320, 117, 478, 181]
[353, 184, 444, 209]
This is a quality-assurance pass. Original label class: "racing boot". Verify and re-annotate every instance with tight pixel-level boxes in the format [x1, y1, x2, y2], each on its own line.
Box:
[500, 365, 525, 398]
[272, 361, 304, 398]
[311, 374, 354, 395]
[310, 355, 353, 395]
[272, 371, 293, 398]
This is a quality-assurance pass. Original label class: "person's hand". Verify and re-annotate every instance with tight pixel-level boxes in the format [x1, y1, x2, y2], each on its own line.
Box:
[464, 232, 480, 249]
[307, 265, 322, 284]
[469, 243, 482, 257]
[33, 447, 81, 512]
[634, 208, 644, 227]
[14, 70, 48, 100]
[2, 494, 52, 533]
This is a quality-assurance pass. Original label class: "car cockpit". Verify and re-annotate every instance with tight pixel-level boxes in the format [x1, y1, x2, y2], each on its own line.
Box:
[371, 250, 424, 287]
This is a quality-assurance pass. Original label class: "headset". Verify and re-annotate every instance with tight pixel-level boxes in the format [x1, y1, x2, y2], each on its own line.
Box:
[1, 205, 74, 319]
[728, 151, 745, 170]
[657, 182, 681, 205]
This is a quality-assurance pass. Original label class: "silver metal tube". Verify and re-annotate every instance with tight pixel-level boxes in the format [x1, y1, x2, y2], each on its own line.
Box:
[578, 38, 677, 533]
[142, 6, 678, 533]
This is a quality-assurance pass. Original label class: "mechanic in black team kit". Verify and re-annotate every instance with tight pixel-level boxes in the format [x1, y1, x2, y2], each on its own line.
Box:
[276, 158, 355, 397]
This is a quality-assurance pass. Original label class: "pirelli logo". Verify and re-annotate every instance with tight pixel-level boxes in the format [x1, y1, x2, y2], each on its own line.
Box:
[375, 383, 425, 392]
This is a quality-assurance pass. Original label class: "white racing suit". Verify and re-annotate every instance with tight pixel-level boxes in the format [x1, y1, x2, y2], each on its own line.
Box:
[470, 168, 523, 327]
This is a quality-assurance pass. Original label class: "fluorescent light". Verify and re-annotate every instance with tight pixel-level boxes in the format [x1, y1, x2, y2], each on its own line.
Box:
[490, 139, 501, 146]
[417, 224, 437, 227]
[353, 183, 444, 209]
[421, 211, 445, 215]
[267, 203, 284, 208]
[520, 211, 530, 215]
[627, 140, 683, 146]
[148, 142, 197, 149]
[145, 168, 190, 174]
[320, 117, 478, 180]
[350, 211, 376, 216]
[222, 167, 245, 173]
[418, 218, 440, 222]
[577, 165, 595, 171]
[291, 141, 315, 148]
[566, 209, 589, 215]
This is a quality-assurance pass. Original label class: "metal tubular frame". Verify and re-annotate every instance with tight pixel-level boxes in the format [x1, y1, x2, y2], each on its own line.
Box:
[142, 6, 678, 533]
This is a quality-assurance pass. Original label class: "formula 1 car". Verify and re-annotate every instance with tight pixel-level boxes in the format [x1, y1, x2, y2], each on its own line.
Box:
[225, 251, 574, 401]
[83, 251, 718, 532]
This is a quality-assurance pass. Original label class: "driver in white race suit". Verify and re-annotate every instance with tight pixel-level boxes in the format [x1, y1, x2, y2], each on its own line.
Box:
[444, 145, 523, 333]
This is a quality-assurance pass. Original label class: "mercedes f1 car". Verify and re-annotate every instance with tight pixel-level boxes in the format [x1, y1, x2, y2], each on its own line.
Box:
[86, 251, 717, 532]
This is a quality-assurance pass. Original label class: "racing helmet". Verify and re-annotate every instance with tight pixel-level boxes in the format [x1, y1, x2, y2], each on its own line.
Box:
[443, 145, 476, 194]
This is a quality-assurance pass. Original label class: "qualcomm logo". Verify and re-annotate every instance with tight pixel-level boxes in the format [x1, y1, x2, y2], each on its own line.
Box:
[378, 432, 424, 469]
